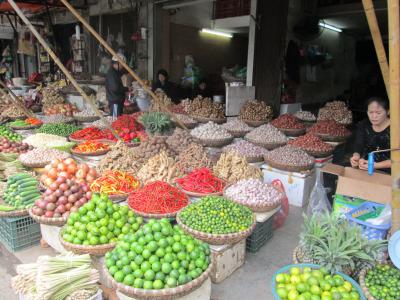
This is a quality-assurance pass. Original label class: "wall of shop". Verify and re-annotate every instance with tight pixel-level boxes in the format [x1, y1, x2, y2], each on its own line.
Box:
[286, 0, 357, 104]
[168, 23, 248, 85]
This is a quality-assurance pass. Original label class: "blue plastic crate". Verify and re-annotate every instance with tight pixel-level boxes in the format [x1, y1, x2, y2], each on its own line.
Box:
[345, 202, 390, 240]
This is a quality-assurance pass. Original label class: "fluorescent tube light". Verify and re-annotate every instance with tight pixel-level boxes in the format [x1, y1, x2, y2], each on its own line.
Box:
[201, 28, 233, 38]
[318, 22, 342, 33]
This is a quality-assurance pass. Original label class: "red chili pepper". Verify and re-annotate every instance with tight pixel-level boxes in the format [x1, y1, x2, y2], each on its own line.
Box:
[175, 168, 225, 194]
[128, 181, 188, 214]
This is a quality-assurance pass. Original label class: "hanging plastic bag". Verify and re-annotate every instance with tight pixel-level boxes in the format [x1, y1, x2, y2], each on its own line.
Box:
[306, 175, 331, 217]
[272, 179, 289, 229]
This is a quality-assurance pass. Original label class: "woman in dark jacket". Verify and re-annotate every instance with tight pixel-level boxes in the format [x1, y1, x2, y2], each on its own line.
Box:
[350, 97, 391, 173]
[152, 69, 179, 103]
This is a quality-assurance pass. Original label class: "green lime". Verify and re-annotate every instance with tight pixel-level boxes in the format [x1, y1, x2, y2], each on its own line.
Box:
[141, 261, 152, 272]
[142, 249, 151, 259]
[152, 262, 162, 273]
[143, 280, 153, 290]
[162, 262, 172, 274]
[153, 279, 164, 289]
[133, 269, 143, 279]
[114, 270, 125, 283]
[123, 274, 135, 286]
[155, 272, 166, 282]
[134, 278, 144, 288]
[144, 269, 155, 281]
[108, 265, 118, 275]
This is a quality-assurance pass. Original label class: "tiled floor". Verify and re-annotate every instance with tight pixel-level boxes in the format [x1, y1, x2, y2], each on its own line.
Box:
[0, 206, 302, 300]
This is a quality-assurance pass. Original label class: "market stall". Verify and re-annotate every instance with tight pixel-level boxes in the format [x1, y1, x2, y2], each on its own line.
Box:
[0, 1, 399, 300]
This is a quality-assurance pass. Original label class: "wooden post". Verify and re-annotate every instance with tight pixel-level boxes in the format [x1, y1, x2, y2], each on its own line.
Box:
[7, 0, 120, 140]
[362, 0, 390, 95]
[59, 0, 188, 130]
[388, 0, 400, 231]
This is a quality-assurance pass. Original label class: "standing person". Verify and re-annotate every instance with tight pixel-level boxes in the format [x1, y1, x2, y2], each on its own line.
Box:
[152, 69, 179, 103]
[105, 54, 128, 117]
[350, 97, 391, 173]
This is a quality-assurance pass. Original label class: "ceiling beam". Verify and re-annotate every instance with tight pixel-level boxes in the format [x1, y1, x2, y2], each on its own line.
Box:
[318, 0, 386, 17]
[157, 0, 215, 10]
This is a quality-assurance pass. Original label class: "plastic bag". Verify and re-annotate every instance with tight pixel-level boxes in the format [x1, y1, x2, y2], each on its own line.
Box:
[306, 175, 331, 216]
[366, 204, 392, 226]
[272, 179, 289, 229]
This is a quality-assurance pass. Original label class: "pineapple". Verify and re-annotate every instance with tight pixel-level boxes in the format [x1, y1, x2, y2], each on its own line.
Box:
[297, 213, 387, 275]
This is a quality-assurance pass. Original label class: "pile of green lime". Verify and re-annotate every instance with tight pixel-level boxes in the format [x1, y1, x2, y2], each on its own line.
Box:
[178, 196, 254, 234]
[0, 125, 22, 141]
[365, 264, 400, 299]
[62, 193, 143, 245]
[275, 266, 361, 300]
[105, 218, 210, 290]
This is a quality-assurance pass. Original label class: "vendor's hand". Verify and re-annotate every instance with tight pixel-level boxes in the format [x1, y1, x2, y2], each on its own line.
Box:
[359, 158, 369, 170]
[350, 153, 360, 168]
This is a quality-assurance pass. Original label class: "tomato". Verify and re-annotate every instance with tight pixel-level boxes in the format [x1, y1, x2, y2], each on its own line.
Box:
[76, 169, 86, 179]
[78, 163, 90, 173]
[64, 158, 76, 165]
[57, 163, 67, 172]
[67, 164, 77, 174]
[47, 168, 58, 179]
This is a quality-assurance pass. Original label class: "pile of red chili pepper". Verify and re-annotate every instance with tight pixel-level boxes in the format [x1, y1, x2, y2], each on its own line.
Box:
[73, 141, 110, 153]
[175, 168, 225, 194]
[128, 181, 189, 214]
[25, 118, 42, 125]
[90, 170, 140, 195]
[70, 127, 108, 140]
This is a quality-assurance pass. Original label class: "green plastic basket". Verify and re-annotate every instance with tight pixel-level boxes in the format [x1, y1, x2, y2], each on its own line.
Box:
[0, 216, 41, 252]
[246, 217, 274, 253]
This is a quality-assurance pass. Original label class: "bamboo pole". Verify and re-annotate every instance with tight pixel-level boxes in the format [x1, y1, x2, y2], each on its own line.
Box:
[59, 0, 188, 131]
[388, 0, 400, 231]
[362, 0, 390, 94]
[0, 81, 35, 118]
[6, 0, 120, 140]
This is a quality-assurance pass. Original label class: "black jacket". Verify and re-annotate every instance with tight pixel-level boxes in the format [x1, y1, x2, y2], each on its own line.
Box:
[106, 68, 127, 104]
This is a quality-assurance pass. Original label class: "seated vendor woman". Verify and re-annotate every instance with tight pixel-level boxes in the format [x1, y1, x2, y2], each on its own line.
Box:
[350, 97, 391, 173]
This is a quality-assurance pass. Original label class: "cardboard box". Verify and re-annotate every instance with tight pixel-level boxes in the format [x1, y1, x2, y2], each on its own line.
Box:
[321, 163, 391, 204]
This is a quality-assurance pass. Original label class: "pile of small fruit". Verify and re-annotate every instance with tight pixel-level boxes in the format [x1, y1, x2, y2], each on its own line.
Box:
[274, 266, 361, 300]
[0, 137, 32, 154]
[0, 125, 22, 141]
[105, 218, 210, 290]
[31, 178, 91, 219]
[364, 264, 400, 300]
[40, 158, 98, 187]
[178, 196, 254, 234]
[61, 193, 143, 245]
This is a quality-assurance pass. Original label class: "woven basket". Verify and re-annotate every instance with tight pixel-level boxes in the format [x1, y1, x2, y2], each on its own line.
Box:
[20, 160, 50, 168]
[9, 124, 41, 130]
[359, 268, 377, 300]
[108, 193, 129, 203]
[0, 207, 28, 218]
[29, 208, 66, 226]
[194, 137, 233, 148]
[129, 207, 184, 219]
[279, 128, 306, 137]
[303, 148, 334, 158]
[59, 230, 116, 256]
[73, 115, 100, 122]
[264, 158, 314, 172]
[315, 133, 350, 142]
[241, 119, 269, 127]
[226, 129, 250, 138]
[244, 137, 286, 150]
[176, 215, 256, 245]
[245, 155, 264, 163]
[192, 116, 227, 124]
[71, 148, 110, 157]
[103, 263, 213, 300]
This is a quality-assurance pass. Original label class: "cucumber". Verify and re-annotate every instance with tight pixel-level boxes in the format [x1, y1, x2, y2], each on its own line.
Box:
[10, 173, 32, 181]
[0, 205, 16, 212]
[15, 178, 37, 185]
[21, 194, 41, 203]
[19, 190, 40, 197]
[19, 182, 38, 189]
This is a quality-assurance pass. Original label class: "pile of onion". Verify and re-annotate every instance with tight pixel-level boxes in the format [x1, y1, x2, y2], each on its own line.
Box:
[40, 158, 98, 187]
[32, 177, 92, 218]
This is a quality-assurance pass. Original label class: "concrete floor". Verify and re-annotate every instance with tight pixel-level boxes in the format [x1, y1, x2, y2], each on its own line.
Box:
[0, 206, 302, 300]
